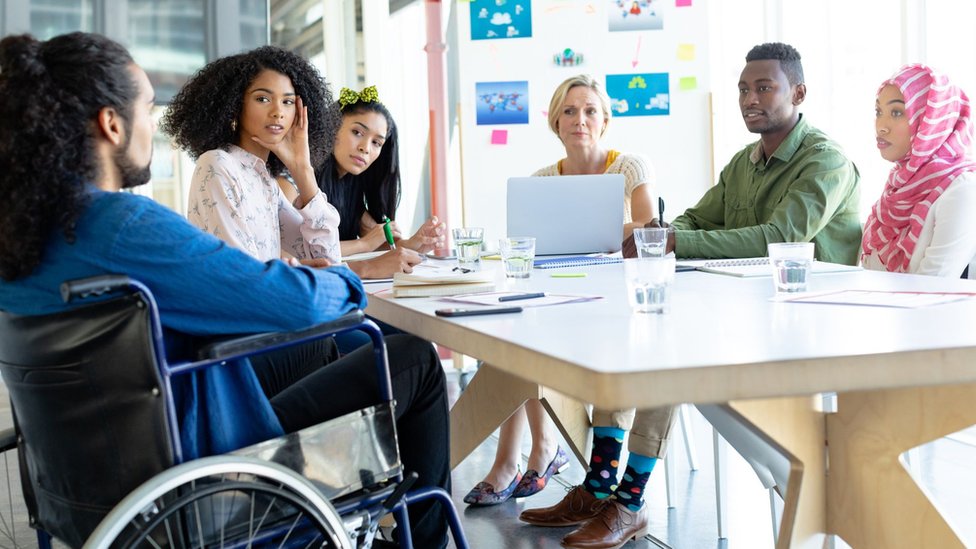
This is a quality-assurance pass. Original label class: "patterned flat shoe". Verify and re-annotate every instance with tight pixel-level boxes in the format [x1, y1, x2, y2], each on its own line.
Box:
[513, 446, 571, 498]
[463, 471, 523, 506]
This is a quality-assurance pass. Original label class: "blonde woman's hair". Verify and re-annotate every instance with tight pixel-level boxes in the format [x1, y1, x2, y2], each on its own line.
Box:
[546, 74, 612, 138]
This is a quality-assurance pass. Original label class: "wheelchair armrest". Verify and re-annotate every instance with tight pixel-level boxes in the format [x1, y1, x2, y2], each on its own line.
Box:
[0, 427, 17, 452]
[196, 310, 368, 361]
[60, 275, 134, 303]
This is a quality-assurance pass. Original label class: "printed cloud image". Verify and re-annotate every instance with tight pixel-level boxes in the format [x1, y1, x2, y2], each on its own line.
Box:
[606, 73, 670, 116]
[470, 0, 532, 40]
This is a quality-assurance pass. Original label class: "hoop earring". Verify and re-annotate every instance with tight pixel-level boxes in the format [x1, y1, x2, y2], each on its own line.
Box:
[230, 119, 238, 132]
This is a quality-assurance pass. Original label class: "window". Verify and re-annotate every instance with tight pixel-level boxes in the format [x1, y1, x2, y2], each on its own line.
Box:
[29, 0, 92, 39]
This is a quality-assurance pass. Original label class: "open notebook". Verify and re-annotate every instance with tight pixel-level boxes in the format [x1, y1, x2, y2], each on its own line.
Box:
[391, 263, 494, 297]
[677, 257, 862, 277]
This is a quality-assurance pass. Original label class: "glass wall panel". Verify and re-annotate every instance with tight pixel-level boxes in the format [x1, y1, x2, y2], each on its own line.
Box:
[240, 0, 268, 48]
[126, 0, 206, 104]
[30, 0, 92, 39]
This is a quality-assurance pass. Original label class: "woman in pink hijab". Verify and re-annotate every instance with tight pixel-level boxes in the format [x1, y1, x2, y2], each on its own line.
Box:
[863, 64, 976, 276]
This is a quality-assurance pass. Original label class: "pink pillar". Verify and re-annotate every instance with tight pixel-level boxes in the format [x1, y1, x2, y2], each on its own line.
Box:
[424, 0, 450, 247]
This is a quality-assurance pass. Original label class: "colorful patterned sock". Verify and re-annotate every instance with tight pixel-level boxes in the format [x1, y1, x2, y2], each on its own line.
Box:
[613, 452, 657, 511]
[582, 426, 625, 499]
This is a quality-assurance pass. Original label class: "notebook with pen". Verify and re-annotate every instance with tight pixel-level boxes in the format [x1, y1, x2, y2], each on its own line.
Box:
[507, 174, 625, 255]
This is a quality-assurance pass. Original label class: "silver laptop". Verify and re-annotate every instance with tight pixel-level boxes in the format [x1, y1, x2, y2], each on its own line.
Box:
[506, 174, 625, 255]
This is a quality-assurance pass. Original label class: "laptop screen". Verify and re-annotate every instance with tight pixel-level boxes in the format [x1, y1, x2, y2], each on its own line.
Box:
[506, 174, 625, 255]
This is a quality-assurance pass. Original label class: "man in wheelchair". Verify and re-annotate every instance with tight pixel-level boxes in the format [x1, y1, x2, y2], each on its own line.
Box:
[0, 32, 452, 548]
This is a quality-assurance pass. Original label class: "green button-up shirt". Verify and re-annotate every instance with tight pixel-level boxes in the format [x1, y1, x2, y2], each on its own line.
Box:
[671, 115, 862, 265]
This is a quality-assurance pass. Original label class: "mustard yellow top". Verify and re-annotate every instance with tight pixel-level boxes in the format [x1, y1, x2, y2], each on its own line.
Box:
[556, 149, 621, 175]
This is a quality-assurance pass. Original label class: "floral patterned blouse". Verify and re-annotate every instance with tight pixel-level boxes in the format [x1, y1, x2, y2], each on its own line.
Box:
[187, 144, 341, 263]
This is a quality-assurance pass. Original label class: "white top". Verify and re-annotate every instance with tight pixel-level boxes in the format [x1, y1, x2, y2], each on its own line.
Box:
[187, 145, 341, 263]
[861, 171, 976, 278]
[532, 151, 656, 223]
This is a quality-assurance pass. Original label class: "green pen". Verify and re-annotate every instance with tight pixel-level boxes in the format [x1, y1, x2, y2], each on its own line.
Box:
[382, 216, 396, 250]
[551, 272, 586, 278]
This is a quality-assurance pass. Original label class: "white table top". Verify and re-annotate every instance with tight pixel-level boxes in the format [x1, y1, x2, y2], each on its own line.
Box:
[365, 259, 976, 409]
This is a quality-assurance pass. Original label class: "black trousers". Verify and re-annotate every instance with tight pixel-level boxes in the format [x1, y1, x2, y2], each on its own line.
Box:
[249, 334, 451, 549]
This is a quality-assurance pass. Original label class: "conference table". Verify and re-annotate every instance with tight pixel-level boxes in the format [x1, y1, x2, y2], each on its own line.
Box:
[364, 257, 976, 548]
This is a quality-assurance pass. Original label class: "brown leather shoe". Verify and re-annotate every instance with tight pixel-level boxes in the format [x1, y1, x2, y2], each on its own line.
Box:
[519, 485, 608, 527]
[560, 500, 649, 549]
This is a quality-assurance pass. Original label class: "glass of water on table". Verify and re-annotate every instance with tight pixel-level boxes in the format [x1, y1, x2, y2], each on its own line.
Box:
[452, 227, 484, 266]
[499, 237, 536, 278]
[767, 242, 814, 293]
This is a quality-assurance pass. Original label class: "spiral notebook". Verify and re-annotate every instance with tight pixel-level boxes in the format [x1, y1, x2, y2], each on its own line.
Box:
[677, 257, 861, 277]
[533, 255, 624, 270]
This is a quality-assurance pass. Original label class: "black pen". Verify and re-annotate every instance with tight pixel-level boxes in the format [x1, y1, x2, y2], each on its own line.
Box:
[658, 197, 666, 224]
[498, 292, 546, 302]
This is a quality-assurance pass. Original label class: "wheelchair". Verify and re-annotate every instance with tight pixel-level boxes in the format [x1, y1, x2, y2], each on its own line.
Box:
[0, 275, 468, 548]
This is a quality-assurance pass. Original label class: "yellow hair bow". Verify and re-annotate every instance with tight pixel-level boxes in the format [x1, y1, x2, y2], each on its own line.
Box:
[338, 86, 380, 107]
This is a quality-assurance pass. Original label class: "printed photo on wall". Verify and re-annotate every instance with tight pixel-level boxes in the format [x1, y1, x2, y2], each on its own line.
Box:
[476, 81, 530, 125]
[470, 0, 532, 41]
[608, 0, 663, 32]
[606, 73, 670, 116]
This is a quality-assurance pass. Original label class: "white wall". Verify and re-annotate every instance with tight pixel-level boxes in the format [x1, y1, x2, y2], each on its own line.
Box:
[359, 0, 976, 242]
[708, 0, 976, 223]
[361, 1, 432, 232]
[455, 0, 712, 246]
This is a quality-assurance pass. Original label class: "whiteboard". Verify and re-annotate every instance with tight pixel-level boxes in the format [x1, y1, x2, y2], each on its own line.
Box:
[456, 0, 712, 245]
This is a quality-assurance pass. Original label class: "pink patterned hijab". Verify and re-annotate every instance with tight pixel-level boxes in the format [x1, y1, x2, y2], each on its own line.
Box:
[861, 64, 976, 272]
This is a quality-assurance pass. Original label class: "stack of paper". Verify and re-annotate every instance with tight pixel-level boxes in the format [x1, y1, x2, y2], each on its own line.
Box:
[392, 264, 495, 298]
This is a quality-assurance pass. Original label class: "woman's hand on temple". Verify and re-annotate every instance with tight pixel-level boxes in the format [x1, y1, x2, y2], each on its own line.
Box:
[253, 96, 312, 175]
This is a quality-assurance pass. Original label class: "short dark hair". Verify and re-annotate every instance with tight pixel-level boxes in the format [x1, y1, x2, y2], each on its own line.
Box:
[0, 32, 137, 281]
[745, 42, 804, 86]
[162, 46, 339, 177]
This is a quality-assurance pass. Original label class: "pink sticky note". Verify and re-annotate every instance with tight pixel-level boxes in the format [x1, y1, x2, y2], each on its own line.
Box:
[676, 0, 692, 6]
[491, 129, 508, 145]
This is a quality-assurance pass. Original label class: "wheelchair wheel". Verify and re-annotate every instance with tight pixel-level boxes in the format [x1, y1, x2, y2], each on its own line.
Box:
[85, 455, 353, 549]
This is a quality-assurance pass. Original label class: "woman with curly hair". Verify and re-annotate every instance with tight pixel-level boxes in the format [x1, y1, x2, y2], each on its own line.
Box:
[163, 45, 343, 265]
[278, 86, 445, 279]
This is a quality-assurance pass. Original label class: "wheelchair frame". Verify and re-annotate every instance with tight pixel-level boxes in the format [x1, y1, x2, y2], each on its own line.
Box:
[0, 275, 467, 549]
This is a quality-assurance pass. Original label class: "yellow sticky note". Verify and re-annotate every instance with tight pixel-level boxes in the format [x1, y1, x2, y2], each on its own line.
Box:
[679, 76, 698, 91]
[677, 44, 695, 61]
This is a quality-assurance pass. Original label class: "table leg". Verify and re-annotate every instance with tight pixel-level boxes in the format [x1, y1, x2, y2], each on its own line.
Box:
[727, 396, 828, 549]
[827, 383, 976, 548]
[538, 388, 591, 466]
[450, 363, 590, 469]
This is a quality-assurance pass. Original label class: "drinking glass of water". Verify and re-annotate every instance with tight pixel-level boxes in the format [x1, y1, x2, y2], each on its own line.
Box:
[452, 227, 484, 266]
[633, 227, 670, 258]
[499, 237, 536, 278]
[768, 242, 814, 293]
[624, 256, 676, 313]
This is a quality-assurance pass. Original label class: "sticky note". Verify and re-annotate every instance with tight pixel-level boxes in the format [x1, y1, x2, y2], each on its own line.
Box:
[676, 0, 692, 6]
[679, 76, 698, 91]
[490, 129, 508, 145]
[677, 44, 695, 61]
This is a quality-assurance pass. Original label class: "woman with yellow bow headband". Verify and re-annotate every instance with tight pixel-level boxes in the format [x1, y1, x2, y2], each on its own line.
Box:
[278, 86, 446, 280]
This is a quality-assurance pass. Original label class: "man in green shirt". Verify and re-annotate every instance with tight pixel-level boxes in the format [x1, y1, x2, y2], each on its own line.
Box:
[625, 42, 862, 264]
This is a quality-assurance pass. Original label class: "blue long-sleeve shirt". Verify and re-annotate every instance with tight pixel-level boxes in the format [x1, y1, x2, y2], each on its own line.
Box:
[0, 188, 367, 458]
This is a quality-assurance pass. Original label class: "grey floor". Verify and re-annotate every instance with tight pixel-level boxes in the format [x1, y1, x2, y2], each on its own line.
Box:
[2, 367, 976, 549]
[445, 367, 772, 549]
